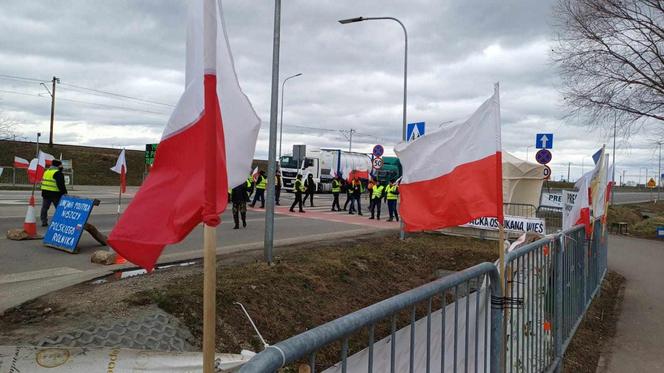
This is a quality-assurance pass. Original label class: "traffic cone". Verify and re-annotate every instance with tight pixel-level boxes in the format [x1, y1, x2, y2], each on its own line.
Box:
[23, 196, 37, 237]
[113, 249, 127, 264]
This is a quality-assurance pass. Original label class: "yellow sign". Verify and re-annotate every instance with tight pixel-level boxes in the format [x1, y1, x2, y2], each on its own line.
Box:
[647, 178, 657, 188]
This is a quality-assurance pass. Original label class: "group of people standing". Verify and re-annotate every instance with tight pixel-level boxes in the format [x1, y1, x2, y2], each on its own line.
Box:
[331, 176, 400, 222]
[229, 168, 400, 229]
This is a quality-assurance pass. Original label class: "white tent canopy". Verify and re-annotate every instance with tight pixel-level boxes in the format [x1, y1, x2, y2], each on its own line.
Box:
[502, 152, 545, 207]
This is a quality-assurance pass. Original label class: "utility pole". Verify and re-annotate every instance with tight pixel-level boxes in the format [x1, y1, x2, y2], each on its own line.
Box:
[567, 162, 571, 182]
[348, 129, 355, 152]
[611, 120, 617, 204]
[658, 141, 662, 201]
[41, 76, 59, 147]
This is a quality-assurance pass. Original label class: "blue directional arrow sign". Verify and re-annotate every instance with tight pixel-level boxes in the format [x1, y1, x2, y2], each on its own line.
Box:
[407, 122, 425, 142]
[535, 133, 553, 149]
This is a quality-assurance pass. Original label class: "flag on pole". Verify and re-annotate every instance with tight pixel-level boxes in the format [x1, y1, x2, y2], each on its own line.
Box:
[564, 171, 592, 236]
[251, 166, 260, 181]
[14, 156, 29, 169]
[394, 85, 503, 232]
[110, 149, 127, 193]
[27, 151, 55, 184]
[108, 0, 261, 271]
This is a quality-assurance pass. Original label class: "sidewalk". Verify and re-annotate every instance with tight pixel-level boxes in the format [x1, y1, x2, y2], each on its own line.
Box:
[599, 235, 664, 372]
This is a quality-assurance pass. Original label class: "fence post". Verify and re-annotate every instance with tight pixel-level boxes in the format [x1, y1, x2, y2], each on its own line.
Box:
[12, 167, 16, 185]
[554, 234, 565, 372]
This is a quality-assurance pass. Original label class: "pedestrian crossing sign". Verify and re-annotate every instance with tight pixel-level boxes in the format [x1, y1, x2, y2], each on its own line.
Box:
[407, 122, 425, 142]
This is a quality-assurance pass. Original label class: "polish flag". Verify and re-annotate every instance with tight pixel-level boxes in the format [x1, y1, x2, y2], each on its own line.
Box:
[108, 0, 261, 271]
[27, 151, 55, 184]
[564, 171, 592, 236]
[394, 85, 503, 232]
[251, 166, 260, 181]
[110, 149, 127, 193]
[14, 156, 29, 169]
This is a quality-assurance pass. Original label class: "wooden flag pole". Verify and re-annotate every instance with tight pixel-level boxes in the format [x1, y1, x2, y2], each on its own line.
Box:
[203, 224, 216, 373]
[116, 183, 122, 223]
[498, 222, 506, 291]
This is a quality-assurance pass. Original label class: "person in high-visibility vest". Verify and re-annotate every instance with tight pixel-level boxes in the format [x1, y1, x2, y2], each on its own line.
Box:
[40, 159, 67, 227]
[367, 179, 376, 213]
[369, 180, 385, 220]
[289, 174, 305, 213]
[250, 170, 267, 208]
[331, 175, 342, 211]
[385, 179, 400, 222]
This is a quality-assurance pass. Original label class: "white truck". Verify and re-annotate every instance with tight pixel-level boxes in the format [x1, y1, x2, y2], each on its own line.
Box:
[280, 145, 371, 192]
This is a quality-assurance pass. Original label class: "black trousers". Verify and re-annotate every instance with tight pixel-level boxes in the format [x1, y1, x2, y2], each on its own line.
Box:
[370, 197, 382, 218]
[332, 192, 340, 210]
[388, 200, 399, 220]
[343, 192, 352, 210]
[40, 194, 62, 225]
[275, 186, 281, 205]
[290, 192, 304, 211]
[302, 191, 315, 207]
[350, 194, 362, 214]
[251, 188, 265, 207]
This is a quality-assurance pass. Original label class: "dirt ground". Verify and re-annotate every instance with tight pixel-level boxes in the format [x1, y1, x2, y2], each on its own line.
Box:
[0, 231, 497, 363]
[608, 202, 664, 239]
[563, 271, 626, 373]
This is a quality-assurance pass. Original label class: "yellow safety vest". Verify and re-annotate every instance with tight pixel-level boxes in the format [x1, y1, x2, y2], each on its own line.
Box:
[246, 177, 253, 188]
[295, 179, 305, 192]
[332, 179, 341, 193]
[256, 175, 266, 190]
[386, 185, 399, 200]
[41, 168, 60, 192]
[372, 185, 385, 199]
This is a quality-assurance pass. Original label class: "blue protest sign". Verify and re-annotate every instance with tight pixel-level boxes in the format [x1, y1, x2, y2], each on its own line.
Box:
[535, 133, 553, 149]
[43, 195, 95, 253]
[407, 122, 425, 142]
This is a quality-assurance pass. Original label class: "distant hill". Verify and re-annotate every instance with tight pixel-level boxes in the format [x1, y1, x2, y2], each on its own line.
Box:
[1, 140, 267, 186]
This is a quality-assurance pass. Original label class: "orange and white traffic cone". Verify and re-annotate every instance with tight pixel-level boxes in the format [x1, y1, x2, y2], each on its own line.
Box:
[113, 249, 127, 264]
[23, 195, 37, 237]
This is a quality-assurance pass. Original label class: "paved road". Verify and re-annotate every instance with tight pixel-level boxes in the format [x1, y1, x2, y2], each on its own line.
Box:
[600, 235, 664, 372]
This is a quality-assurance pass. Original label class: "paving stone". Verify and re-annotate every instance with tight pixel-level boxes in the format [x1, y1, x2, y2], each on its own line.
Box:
[37, 309, 195, 352]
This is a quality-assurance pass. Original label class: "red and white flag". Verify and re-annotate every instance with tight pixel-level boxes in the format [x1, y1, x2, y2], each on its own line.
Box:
[14, 156, 29, 169]
[251, 166, 259, 181]
[108, 0, 261, 271]
[394, 85, 503, 232]
[27, 151, 55, 184]
[110, 149, 127, 193]
[564, 171, 591, 236]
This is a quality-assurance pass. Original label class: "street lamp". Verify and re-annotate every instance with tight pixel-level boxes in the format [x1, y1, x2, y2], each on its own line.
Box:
[526, 146, 532, 162]
[278, 73, 303, 158]
[338, 16, 408, 142]
[339, 16, 408, 240]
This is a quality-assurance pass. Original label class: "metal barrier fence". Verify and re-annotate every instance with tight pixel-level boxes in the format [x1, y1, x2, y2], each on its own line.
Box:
[241, 220, 608, 373]
[503, 203, 537, 218]
[240, 262, 503, 372]
[536, 207, 562, 234]
[0, 166, 30, 185]
[503, 219, 607, 372]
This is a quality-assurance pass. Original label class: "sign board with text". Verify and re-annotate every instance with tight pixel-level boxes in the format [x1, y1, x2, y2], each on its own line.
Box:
[540, 192, 564, 208]
[43, 196, 95, 254]
[461, 215, 546, 234]
[145, 143, 158, 165]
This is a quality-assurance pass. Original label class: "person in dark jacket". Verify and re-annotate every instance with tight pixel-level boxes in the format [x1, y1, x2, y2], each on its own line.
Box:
[349, 177, 363, 215]
[40, 159, 68, 226]
[342, 178, 352, 211]
[275, 172, 282, 206]
[302, 174, 316, 207]
[231, 180, 250, 229]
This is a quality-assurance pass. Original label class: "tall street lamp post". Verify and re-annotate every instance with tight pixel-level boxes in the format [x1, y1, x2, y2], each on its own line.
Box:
[279, 73, 303, 158]
[339, 16, 408, 239]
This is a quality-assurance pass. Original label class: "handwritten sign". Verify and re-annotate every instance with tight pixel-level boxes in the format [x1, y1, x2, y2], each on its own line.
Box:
[43, 196, 95, 253]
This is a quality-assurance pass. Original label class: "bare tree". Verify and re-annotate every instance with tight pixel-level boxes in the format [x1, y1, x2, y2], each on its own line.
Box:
[553, 0, 664, 132]
[0, 112, 17, 140]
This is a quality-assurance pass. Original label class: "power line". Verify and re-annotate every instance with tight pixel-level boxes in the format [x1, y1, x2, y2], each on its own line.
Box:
[58, 82, 175, 107]
[0, 74, 49, 83]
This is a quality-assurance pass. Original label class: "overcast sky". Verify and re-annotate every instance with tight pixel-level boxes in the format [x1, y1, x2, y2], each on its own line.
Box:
[0, 0, 661, 183]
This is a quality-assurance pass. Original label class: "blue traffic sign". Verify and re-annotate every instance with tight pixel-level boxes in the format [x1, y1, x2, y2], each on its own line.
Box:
[535, 149, 552, 165]
[535, 133, 553, 149]
[658, 226, 664, 238]
[372, 144, 384, 157]
[407, 122, 425, 142]
[43, 195, 95, 253]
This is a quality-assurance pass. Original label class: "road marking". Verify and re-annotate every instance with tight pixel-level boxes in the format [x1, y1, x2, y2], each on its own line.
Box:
[0, 267, 83, 285]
